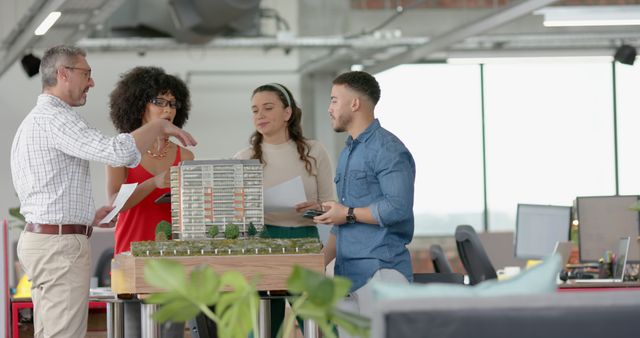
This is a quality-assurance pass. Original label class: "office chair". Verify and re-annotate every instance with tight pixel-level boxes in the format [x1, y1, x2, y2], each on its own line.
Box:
[411, 245, 463, 284]
[94, 247, 114, 287]
[455, 225, 497, 285]
[429, 244, 454, 273]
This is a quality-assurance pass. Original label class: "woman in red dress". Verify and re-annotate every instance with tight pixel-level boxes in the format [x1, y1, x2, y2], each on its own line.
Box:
[107, 66, 194, 254]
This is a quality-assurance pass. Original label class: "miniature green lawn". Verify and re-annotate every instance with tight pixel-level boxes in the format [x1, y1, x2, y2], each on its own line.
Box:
[131, 238, 323, 257]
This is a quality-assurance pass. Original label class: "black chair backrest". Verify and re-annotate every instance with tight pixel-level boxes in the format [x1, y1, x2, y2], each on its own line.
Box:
[429, 244, 454, 273]
[455, 225, 497, 285]
[94, 246, 114, 287]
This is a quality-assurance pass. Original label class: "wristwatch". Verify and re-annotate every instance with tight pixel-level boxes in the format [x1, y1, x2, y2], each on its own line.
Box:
[346, 207, 356, 224]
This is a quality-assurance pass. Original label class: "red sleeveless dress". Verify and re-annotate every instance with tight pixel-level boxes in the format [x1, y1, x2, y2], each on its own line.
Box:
[114, 147, 181, 254]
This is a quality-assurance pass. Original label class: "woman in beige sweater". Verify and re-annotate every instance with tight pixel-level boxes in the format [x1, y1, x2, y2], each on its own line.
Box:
[234, 82, 336, 237]
[233, 82, 335, 337]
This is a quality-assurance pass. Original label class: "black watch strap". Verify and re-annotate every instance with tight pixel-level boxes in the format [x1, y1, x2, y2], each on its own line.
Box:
[347, 207, 356, 224]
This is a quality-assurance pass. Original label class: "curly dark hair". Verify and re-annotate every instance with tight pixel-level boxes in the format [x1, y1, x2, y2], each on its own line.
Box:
[109, 66, 190, 133]
[332, 71, 381, 105]
[249, 83, 316, 176]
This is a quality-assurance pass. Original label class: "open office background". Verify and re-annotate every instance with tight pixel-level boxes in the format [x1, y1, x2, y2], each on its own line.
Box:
[1, 2, 640, 234]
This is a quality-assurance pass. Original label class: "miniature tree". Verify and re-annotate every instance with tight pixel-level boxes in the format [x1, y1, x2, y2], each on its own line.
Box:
[247, 222, 257, 237]
[258, 227, 270, 238]
[155, 220, 172, 241]
[207, 224, 219, 238]
[224, 223, 240, 239]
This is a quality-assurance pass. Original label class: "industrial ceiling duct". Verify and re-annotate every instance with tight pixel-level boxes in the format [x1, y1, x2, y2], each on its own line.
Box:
[168, 0, 261, 44]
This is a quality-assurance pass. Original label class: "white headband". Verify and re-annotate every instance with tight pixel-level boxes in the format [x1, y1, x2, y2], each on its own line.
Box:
[267, 83, 292, 107]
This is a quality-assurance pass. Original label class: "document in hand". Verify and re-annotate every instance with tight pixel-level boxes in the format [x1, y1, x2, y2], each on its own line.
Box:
[99, 183, 138, 224]
[263, 176, 306, 212]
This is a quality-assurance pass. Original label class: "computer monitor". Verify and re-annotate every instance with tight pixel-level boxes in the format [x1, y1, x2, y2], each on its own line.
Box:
[576, 195, 640, 263]
[515, 204, 571, 260]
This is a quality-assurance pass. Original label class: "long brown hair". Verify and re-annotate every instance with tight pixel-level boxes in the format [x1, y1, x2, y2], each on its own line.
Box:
[250, 83, 316, 175]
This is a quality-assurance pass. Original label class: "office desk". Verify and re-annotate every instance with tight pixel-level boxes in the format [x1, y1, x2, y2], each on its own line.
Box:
[558, 281, 640, 292]
[10, 298, 106, 338]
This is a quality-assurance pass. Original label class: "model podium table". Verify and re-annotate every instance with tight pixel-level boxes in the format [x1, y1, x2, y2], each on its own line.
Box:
[110, 239, 324, 338]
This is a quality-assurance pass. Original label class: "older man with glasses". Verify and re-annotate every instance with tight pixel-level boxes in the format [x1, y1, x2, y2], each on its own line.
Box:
[10, 45, 197, 338]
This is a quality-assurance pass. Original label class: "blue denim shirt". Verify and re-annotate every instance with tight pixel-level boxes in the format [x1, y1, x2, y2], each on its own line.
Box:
[331, 119, 415, 292]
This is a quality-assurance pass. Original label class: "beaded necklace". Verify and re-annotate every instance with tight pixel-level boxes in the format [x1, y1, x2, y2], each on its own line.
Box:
[147, 139, 170, 159]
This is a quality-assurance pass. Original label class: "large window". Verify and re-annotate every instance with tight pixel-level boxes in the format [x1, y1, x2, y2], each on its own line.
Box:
[484, 62, 615, 230]
[376, 61, 625, 234]
[375, 64, 484, 235]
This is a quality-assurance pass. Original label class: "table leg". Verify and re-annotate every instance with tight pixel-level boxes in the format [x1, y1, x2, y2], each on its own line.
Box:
[107, 301, 124, 338]
[11, 301, 19, 338]
[258, 298, 271, 338]
[303, 318, 319, 338]
[140, 303, 160, 338]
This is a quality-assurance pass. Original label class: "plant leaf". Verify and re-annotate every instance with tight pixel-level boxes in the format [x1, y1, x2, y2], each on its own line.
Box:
[286, 266, 365, 337]
[307, 278, 334, 307]
[212, 271, 259, 338]
[9, 207, 25, 222]
[189, 265, 221, 305]
[216, 283, 259, 337]
[144, 259, 187, 293]
[287, 265, 326, 293]
[145, 291, 183, 305]
[150, 298, 201, 323]
[330, 275, 352, 304]
[330, 308, 371, 336]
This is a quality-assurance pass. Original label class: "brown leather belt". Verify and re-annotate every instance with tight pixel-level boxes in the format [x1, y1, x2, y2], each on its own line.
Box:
[25, 223, 92, 238]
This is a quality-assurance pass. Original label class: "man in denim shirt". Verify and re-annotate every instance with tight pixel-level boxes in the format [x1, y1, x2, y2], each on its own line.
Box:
[315, 71, 415, 333]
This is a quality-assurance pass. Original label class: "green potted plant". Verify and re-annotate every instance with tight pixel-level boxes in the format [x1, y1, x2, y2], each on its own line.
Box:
[143, 260, 370, 337]
[144, 259, 260, 338]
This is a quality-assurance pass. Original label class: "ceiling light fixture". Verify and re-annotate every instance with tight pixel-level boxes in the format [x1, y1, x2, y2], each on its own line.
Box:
[535, 5, 640, 27]
[34, 11, 61, 36]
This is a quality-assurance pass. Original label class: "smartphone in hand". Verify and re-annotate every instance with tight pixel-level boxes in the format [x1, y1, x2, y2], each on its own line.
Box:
[303, 209, 325, 219]
[154, 192, 171, 204]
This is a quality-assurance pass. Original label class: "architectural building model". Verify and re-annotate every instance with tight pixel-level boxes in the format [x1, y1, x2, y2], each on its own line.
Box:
[170, 159, 264, 240]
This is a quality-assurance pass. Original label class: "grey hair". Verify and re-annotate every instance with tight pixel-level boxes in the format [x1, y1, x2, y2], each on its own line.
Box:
[40, 45, 87, 88]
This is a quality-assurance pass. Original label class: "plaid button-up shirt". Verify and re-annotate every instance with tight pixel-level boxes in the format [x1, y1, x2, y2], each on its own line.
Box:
[11, 94, 140, 225]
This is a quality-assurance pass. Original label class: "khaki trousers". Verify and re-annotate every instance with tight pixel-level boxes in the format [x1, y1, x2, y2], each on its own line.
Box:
[17, 231, 92, 338]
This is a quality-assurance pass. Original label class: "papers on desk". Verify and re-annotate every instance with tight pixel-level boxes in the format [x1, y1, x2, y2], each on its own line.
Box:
[99, 183, 138, 224]
[89, 287, 115, 299]
[264, 176, 307, 212]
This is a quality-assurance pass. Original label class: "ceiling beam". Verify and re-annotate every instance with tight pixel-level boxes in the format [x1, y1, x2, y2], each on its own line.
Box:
[365, 0, 560, 73]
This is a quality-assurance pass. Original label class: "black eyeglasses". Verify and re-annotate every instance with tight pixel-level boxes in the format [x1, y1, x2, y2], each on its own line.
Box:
[150, 97, 181, 109]
[64, 66, 92, 79]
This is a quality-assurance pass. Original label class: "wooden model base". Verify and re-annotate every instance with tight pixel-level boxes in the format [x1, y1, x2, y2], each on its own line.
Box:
[111, 253, 324, 294]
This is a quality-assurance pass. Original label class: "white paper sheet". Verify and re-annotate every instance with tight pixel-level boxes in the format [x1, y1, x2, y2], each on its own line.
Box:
[264, 176, 307, 212]
[99, 183, 138, 224]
